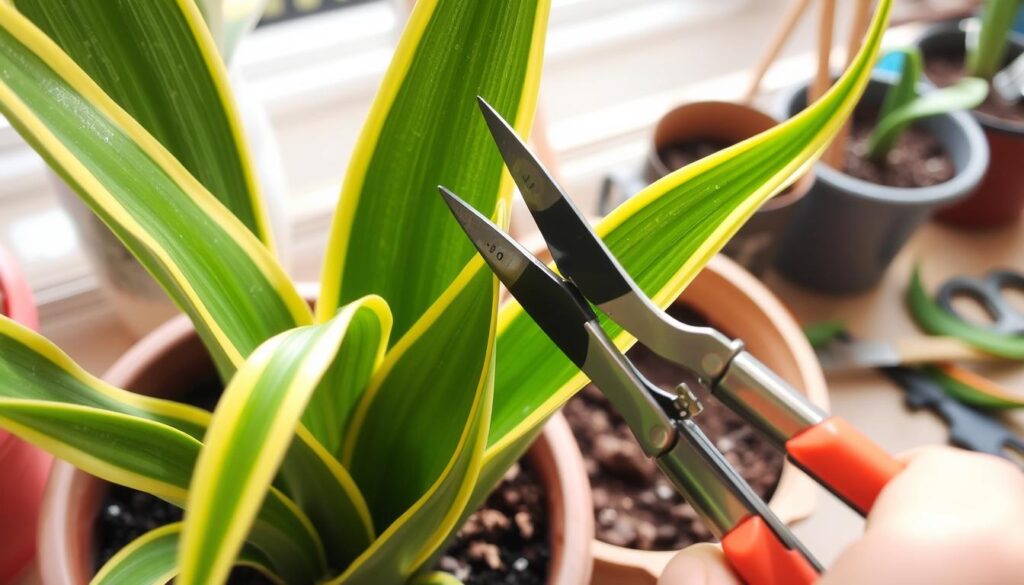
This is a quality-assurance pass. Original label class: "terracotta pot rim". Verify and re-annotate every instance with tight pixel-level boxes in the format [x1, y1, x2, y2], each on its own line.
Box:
[916, 18, 1024, 137]
[648, 100, 813, 212]
[39, 313, 594, 585]
[589, 255, 829, 582]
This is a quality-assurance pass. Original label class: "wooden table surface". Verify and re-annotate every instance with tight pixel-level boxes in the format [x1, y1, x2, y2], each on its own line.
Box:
[772, 216, 1024, 566]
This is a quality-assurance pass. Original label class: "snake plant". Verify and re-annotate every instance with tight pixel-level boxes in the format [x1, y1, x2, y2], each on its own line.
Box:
[867, 47, 988, 159]
[0, 0, 892, 583]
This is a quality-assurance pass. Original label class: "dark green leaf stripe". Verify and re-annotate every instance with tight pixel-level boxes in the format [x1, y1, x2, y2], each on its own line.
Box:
[14, 0, 273, 245]
[334, 340, 494, 585]
[0, 6, 310, 376]
[343, 265, 495, 530]
[0, 316, 210, 441]
[94, 523, 284, 585]
[318, 0, 549, 341]
[182, 299, 388, 584]
[0, 400, 197, 503]
[481, 0, 893, 481]
[0, 400, 324, 584]
[301, 304, 390, 457]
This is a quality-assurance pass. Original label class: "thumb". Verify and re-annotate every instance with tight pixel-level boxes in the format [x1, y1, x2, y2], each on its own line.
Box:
[658, 543, 743, 585]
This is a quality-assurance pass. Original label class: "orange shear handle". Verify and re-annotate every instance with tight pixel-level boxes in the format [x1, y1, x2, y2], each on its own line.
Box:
[722, 516, 819, 585]
[786, 416, 904, 515]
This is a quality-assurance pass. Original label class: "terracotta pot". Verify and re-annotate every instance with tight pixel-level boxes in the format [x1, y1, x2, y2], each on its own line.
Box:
[589, 254, 829, 585]
[644, 101, 814, 276]
[38, 314, 594, 585]
[916, 20, 1024, 228]
[0, 246, 51, 584]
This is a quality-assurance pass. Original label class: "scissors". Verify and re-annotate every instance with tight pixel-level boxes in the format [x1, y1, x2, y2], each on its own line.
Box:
[936, 269, 1024, 336]
[440, 97, 904, 585]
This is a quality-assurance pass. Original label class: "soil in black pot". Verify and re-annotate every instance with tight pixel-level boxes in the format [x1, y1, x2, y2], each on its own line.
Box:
[564, 303, 784, 551]
[841, 106, 955, 188]
[925, 53, 1024, 124]
[436, 459, 549, 585]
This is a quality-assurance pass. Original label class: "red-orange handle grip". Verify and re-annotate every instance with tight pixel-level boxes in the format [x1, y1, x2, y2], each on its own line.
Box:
[786, 416, 904, 515]
[722, 516, 819, 585]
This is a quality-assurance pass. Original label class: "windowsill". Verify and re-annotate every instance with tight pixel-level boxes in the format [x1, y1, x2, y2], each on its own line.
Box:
[0, 0, 928, 340]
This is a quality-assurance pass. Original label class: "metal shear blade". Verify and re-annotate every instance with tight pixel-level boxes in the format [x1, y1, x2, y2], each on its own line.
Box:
[476, 97, 738, 380]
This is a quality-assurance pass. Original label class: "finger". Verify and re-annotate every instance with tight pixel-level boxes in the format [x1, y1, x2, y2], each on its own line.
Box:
[658, 543, 742, 585]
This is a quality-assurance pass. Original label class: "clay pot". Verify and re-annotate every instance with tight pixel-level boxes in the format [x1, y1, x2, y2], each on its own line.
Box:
[915, 20, 1024, 228]
[644, 101, 813, 276]
[590, 254, 829, 585]
[0, 246, 51, 584]
[773, 74, 988, 293]
[38, 313, 594, 585]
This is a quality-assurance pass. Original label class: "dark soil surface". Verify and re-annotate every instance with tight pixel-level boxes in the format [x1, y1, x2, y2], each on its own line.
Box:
[925, 53, 1024, 124]
[437, 460, 549, 585]
[92, 381, 271, 584]
[94, 486, 273, 584]
[843, 107, 955, 188]
[564, 304, 784, 551]
[658, 139, 733, 171]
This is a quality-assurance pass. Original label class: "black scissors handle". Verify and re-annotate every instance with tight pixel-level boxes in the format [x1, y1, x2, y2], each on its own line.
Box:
[936, 269, 1024, 336]
[882, 366, 1024, 465]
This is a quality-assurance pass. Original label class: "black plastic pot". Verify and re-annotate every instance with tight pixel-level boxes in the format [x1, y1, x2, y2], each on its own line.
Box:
[916, 19, 1024, 228]
[772, 74, 989, 294]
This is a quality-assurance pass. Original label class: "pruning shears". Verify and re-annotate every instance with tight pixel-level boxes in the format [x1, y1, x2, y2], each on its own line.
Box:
[440, 98, 905, 585]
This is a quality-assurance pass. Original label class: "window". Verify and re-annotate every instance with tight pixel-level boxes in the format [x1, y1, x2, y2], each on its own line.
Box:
[0, 0, 768, 334]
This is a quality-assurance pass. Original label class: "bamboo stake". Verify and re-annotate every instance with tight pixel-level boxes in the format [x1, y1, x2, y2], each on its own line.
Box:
[809, 0, 836, 105]
[742, 0, 813, 104]
[823, 0, 872, 168]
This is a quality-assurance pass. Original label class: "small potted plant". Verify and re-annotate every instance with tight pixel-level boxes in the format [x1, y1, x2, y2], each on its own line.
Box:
[563, 255, 828, 585]
[774, 47, 989, 293]
[0, 0, 893, 582]
[915, 0, 1024, 227]
[0, 245, 50, 584]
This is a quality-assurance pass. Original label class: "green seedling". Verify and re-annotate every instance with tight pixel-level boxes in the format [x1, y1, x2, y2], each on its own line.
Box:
[867, 47, 988, 160]
[968, 0, 1022, 80]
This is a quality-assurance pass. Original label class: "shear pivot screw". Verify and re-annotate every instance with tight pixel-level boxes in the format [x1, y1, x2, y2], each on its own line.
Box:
[674, 383, 703, 418]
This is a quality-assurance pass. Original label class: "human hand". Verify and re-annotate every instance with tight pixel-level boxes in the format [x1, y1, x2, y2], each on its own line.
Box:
[658, 447, 1024, 585]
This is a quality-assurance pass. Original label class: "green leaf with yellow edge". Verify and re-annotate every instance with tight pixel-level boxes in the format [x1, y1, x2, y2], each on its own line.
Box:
[317, 0, 550, 341]
[0, 315, 369, 578]
[924, 364, 1024, 409]
[334, 260, 497, 584]
[478, 0, 895, 492]
[907, 266, 1024, 359]
[181, 297, 390, 585]
[93, 523, 282, 585]
[0, 316, 210, 442]
[0, 4, 310, 377]
[0, 400, 324, 584]
[301, 300, 391, 457]
[14, 0, 274, 246]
